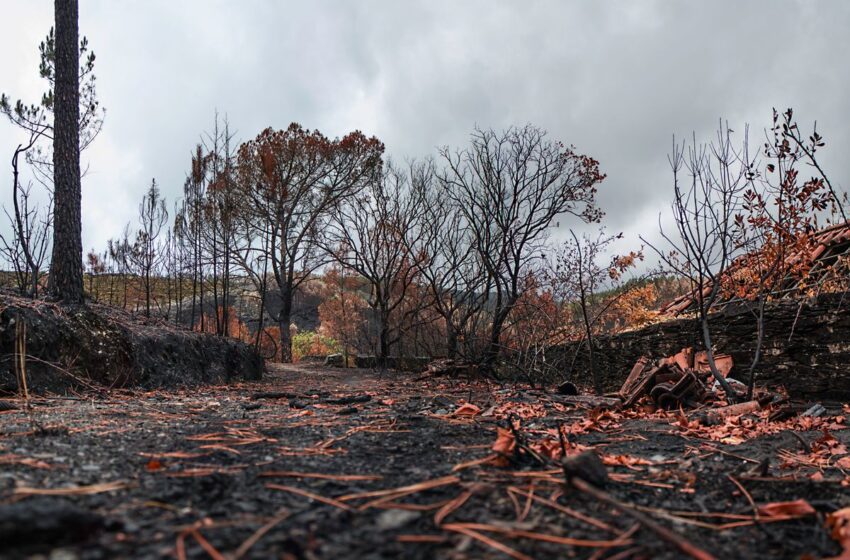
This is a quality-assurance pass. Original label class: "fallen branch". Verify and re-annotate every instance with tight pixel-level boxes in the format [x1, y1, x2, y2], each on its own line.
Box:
[259, 470, 382, 482]
[442, 523, 531, 560]
[231, 510, 291, 560]
[13, 480, 132, 496]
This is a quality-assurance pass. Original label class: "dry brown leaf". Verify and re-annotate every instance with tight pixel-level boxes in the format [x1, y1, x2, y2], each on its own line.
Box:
[491, 428, 516, 466]
[757, 499, 816, 519]
[453, 403, 481, 417]
[826, 507, 850, 559]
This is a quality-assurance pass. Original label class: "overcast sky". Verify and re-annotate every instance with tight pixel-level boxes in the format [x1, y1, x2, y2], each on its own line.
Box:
[1, 0, 848, 256]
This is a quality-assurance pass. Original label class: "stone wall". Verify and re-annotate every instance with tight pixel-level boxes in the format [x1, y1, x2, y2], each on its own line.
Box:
[556, 293, 850, 399]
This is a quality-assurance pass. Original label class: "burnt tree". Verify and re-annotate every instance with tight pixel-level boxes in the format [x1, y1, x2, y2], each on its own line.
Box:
[48, 0, 84, 303]
[643, 124, 752, 401]
[414, 165, 492, 359]
[237, 125, 383, 362]
[439, 125, 604, 370]
[326, 163, 428, 366]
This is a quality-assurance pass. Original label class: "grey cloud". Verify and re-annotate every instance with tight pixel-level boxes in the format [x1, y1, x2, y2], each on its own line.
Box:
[0, 0, 848, 253]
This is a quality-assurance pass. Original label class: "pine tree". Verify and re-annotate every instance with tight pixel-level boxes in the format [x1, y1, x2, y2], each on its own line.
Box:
[48, 0, 84, 303]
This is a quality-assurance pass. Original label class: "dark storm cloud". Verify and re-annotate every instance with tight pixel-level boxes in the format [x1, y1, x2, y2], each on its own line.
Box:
[1, 0, 848, 252]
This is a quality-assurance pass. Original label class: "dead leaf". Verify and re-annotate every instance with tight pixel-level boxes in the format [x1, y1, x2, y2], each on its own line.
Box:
[602, 454, 653, 470]
[826, 507, 850, 559]
[491, 428, 516, 466]
[758, 499, 816, 519]
[453, 403, 481, 417]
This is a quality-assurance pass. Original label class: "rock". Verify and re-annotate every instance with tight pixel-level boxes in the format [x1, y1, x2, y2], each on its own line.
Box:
[557, 381, 578, 396]
[562, 451, 609, 488]
[324, 395, 371, 405]
[431, 395, 454, 408]
[337, 406, 358, 415]
[0, 498, 104, 549]
[355, 355, 378, 369]
[375, 509, 421, 531]
[324, 354, 345, 367]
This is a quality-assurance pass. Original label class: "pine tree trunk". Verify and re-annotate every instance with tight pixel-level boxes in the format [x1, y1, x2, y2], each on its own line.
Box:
[48, 0, 85, 304]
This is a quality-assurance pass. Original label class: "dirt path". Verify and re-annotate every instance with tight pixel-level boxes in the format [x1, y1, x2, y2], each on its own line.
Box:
[1, 364, 849, 559]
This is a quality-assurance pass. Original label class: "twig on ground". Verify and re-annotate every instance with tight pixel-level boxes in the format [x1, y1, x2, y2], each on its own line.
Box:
[231, 510, 290, 560]
[265, 484, 353, 511]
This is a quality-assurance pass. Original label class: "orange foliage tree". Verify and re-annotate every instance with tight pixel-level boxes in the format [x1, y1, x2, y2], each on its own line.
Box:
[193, 306, 252, 342]
[604, 282, 659, 332]
[318, 264, 367, 364]
[236, 124, 384, 363]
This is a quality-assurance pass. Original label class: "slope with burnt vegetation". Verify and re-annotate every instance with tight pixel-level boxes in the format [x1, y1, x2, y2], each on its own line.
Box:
[0, 293, 263, 395]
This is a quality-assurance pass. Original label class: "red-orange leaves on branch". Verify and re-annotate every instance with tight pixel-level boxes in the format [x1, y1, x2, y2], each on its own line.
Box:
[236, 123, 384, 362]
[609, 249, 644, 280]
[728, 110, 844, 305]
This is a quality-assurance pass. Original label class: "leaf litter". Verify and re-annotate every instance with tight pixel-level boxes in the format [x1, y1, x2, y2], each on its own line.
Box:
[1, 362, 850, 558]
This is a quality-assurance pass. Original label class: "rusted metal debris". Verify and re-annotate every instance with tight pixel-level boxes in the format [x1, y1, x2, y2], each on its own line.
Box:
[552, 348, 736, 411]
[619, 348, 734, 410]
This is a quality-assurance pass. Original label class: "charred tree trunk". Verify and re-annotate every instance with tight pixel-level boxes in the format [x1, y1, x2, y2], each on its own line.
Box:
[446, 323, 458, 359]
[378, 319, 390, 368]
[48, 0, 84, 304]
[746, 296, 767, 400]
[277, 285, 293, 363]
[482, 304, 510, 372]
[145, 269, 152, 317]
